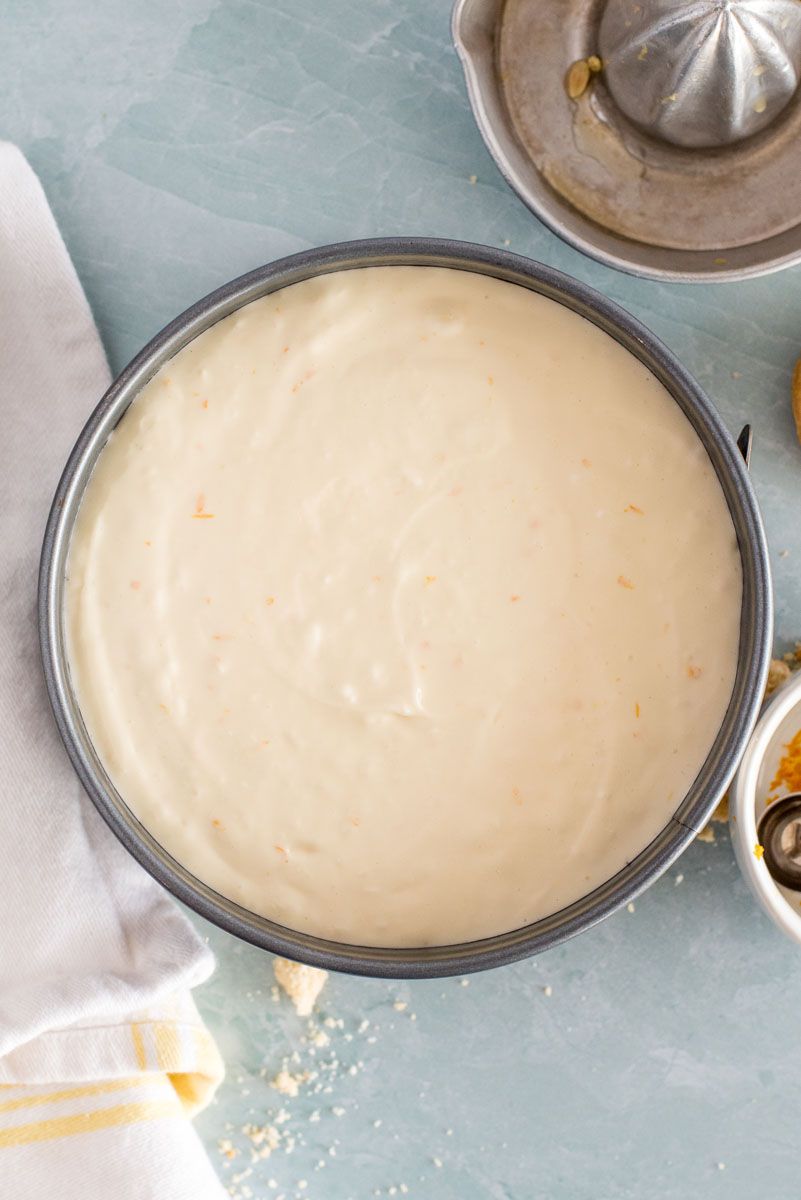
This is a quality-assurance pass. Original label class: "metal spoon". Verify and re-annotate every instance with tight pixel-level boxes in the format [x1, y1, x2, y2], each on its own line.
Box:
[758, 793, 801, 890]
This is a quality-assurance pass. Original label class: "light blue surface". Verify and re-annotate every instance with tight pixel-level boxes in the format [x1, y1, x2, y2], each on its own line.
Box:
[7, 2, 801, 1197]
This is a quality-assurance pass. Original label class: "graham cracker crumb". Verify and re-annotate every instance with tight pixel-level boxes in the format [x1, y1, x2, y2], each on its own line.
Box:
[274, 958, 328, 1016]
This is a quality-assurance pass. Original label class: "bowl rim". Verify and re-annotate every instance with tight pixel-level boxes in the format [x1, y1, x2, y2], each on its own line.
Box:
[38, 236, 773, 978]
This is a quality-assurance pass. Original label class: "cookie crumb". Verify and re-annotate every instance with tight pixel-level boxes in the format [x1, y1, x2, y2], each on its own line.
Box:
[270, 1068, 307, 1097]
[767, 658, 792, 694]
[274, 958, 328, 1016]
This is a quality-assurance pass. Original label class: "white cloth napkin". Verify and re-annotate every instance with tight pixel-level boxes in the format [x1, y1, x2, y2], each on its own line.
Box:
[0, 143, 226, 1197]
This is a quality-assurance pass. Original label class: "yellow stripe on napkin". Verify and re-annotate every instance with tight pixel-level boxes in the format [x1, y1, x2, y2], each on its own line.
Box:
[0, 994, 224, 1164]
[128, 1018, 223, 1117]
[0, 1099, 182, 1148]
[0, 1076, 147, 1115]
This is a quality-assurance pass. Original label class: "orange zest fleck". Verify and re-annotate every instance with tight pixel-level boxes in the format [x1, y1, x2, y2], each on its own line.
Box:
[769, 728, 801, 794]
[213, 634, 233, 641]
[192, 513, 215, 518]
[202, 398, 208, 409]
[145, 541, 151, 547]
[625, 504, 644, 514]
[266, 597, 275, 606]
[212, 819, 225, 830]
[754, 842, 765, 860]
[581, 458, 592, 468]
[635, 702, 640, 718]
[686, 665, 702, 680]
[130, 580, 140, 590]
[617, 575, 634, 589]
[195, 494, 205, 514]
[425, 576, 437, 586]
[158, 704, 168, 712]
[510, 594, 520, 603]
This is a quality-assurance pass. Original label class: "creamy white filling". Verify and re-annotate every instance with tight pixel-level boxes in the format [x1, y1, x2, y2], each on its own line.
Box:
[66, 266, 742, 947]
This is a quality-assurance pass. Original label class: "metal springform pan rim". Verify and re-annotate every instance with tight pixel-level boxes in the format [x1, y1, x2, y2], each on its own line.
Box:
[39, 237, 772, 977]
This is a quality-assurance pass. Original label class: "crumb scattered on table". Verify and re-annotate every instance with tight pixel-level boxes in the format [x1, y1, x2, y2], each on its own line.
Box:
[274, 958, 328, 1016]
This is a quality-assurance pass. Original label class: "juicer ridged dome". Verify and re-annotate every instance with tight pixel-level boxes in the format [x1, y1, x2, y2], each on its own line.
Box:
[599, 0, 801, 147]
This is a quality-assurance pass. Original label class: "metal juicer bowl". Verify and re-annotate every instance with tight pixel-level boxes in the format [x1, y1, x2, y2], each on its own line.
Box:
[452, 0, 801, 282]
[39, 238, 772, 978]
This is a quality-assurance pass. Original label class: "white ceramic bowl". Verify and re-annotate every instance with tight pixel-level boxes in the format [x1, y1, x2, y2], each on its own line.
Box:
[731, 669, 801, 946]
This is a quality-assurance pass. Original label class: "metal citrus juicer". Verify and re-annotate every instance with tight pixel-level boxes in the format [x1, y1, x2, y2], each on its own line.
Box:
[598, 0, 801, 148]
[453, 0, 801, 278]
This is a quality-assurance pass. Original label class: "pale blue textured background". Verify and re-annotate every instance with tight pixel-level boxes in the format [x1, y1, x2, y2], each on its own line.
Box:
[6, 2, 801, 1197]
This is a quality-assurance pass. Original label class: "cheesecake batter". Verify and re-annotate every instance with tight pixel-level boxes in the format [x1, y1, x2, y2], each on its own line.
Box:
[66, 266, 742, 946]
